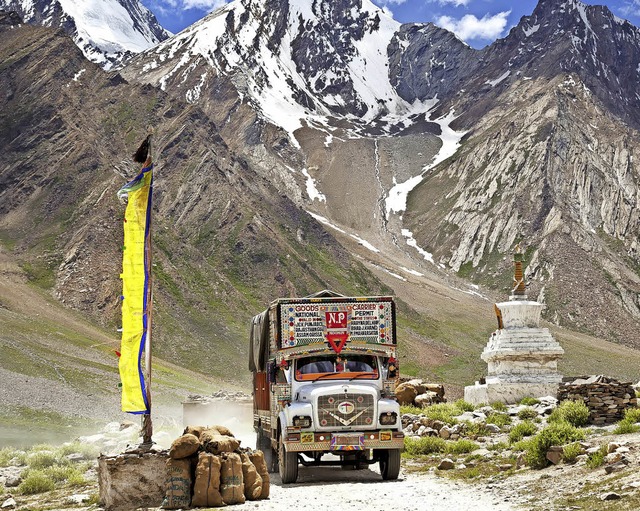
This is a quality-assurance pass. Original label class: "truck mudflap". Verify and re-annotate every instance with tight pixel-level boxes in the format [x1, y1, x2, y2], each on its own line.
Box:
[283, 430, 404, 452]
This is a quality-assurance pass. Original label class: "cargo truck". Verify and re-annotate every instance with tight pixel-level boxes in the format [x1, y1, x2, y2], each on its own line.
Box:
[249, 290, 404, 483]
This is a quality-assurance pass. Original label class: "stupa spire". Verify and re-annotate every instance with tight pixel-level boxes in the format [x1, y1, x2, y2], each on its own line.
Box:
[511, 243, 527, 300]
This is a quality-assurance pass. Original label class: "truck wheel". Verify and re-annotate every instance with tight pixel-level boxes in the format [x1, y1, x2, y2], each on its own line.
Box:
[256, 429, 277, 473]
[278, 434, 298, 484]
[379, 449, 401, 480]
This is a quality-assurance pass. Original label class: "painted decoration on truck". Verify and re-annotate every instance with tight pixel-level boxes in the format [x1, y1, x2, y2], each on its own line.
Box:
[280, 301, 393, 349]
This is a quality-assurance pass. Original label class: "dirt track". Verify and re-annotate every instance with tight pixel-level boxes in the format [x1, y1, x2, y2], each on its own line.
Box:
[226, 464, 517, 511]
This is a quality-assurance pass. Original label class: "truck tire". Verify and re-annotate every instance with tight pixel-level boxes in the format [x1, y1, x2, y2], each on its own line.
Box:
[278, 434, 298, 484]
[256, 429, 277, 473]
[379, 449, 401, 480]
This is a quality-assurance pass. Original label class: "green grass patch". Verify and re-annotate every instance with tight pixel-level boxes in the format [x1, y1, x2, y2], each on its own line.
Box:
[508, 421, 537, 443]
[404, 436, 447, 456]
[446, 439, 479, 454]
[525, 421, 586, 469]
[486, 412, 512, 427]
[519, 397, 540, 406]
[18, 470, 55, 495]
[517, 407, 538, 420]
[490, 401, 508, 412]
[562, 442, 583, 464]
[548, 400, 590, 427]
[586, 445, 607, 469]
[454, 399, 475, 412]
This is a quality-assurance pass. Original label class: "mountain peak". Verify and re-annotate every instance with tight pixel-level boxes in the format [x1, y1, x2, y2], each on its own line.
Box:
[0, 0, 170, 69]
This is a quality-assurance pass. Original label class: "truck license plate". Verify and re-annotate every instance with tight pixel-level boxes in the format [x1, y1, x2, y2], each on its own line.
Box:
[330, 433, 364, 451]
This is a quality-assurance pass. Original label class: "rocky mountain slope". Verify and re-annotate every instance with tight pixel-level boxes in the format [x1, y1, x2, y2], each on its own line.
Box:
[0, 11, 388, 386]
[117, 0, 640, 348]
[1, 0, 640, 408]
[0, 0, 170, 69]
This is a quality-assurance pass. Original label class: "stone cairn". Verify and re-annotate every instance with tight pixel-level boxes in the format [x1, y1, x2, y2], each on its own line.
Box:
[558, 375, 638, 425]
[395, 378, 446, 407]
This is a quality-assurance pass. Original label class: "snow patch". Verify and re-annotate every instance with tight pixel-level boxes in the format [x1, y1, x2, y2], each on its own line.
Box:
[386, 109, 466, 217]
[523, 24, 540, 37]
[301, 168, 326, 203]
[401, 266, 424, 277]
[486, 70, 510, 87]
[401, 229, 434, 264]
[306, 212, 378, 253]
[73, 68, 86, 81]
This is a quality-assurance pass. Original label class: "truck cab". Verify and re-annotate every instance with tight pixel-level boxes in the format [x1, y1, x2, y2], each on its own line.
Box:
[250, 291, 403, 483]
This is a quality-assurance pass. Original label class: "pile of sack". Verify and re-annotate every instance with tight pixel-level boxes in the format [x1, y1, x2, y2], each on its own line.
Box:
[163, 425, 270, 509]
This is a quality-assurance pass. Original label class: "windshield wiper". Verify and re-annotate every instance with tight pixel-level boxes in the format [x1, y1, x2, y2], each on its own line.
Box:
[312, 372, 339, 382]
[347, 372, 377, 381]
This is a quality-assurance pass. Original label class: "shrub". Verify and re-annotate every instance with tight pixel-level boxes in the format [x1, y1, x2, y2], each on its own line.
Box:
[509, 421, 537, 443]
[525, 421, 585, 469]
[562, 443, 583, 463]
[446, 439, 479, 455]
[58, 442, 99, 460]
[400, 405, 424, 416]
[404, 436, 447, 456]
[0, 448, 16, 468]
[517, 407, 538, 420]
[548, 400, 589, 427]
[613, 421, 640, 435]
[454, 399, 475, 412]
[27, 451, 59, 470]
[422, 403, 462, 425]
[463, 421, 490, 437]
[490, 401, 508, 412]
[18, 470, 55, 495]
[613, 408, 640, 434]
[486, 412, 512, 427]
[622, 408, 640, 423]
[520, 397, 540, 406]
[586, 445, 607, 469]
[487, 441, 509, 451]
[43, 465, 81, 483]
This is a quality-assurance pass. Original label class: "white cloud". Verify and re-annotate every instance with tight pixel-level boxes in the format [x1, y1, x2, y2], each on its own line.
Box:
[437, 0, 471, 6]
[151, 0, 228, 12]
[375, 0, 408, 5]
[436, 10, 510, 41]
[620, 0, 640, 17]
[182, 0, 228, 10]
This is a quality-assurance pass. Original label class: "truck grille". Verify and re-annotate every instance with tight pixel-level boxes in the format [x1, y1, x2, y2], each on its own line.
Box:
[317, 393, 375, 429]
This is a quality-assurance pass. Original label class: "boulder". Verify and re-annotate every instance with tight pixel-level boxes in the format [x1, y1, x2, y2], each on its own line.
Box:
[437, 458, 455, 470]
[415, 391, 439, 408]
[395, 383, 418, 405]
[546, 446, 563, 465]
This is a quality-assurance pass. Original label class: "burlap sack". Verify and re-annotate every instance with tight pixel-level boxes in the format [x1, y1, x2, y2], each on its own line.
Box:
[248, 450, 270, 499]
[192, 452, 225, 508]
[169, 433, 201, 459]
[240, 453, 262, 500]
[201, 430, 240, 455]
[210, 425, 235, 437]
[183, 425, 234, 438]
[220, 453, 245, 505]
[162, 458, 192, 509]
[183, 425, 206, 438]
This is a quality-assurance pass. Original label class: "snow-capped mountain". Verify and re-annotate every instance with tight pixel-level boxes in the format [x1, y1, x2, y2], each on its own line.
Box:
[125, 0, 447, 142]
[0, 0, 170, 69]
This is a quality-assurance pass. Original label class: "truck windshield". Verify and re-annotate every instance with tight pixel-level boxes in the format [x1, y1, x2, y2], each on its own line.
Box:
[295, 355, 378, 381]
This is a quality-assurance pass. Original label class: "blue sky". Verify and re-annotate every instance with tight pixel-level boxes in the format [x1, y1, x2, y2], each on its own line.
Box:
[141, 0, 640, 48]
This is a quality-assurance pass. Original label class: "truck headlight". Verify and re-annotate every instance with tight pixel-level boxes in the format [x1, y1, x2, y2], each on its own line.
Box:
[293, 415, 312, 428]
[379, 412, 397, 425]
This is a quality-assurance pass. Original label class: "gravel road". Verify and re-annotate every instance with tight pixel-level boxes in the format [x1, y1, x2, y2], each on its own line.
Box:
[227, 464, 517, 511]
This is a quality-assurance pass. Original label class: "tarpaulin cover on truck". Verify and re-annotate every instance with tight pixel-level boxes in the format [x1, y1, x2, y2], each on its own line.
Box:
[249, 310, 269, 372]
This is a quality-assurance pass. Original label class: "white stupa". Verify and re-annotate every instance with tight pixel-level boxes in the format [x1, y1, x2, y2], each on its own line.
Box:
[464, 245, 564, 405]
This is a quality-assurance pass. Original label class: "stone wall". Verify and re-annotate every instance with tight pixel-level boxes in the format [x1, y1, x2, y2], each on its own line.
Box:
[558, 375, 637, 425]
[98, 450, 168, 511]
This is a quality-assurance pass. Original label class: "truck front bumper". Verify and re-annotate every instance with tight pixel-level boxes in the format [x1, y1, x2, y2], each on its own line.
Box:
[284, 430, 404, 452]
